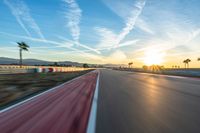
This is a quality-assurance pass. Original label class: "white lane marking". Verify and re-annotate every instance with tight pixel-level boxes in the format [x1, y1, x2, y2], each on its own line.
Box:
[0, 71, 95, 113]
[87, 71, 100, 133]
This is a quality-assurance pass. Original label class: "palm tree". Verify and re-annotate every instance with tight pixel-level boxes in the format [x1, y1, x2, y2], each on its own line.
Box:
[186, 58, 191, 68]
[183, 59, 191, 68]
[183, 60, 187, 68]
[17, 42, 29, 68]
[128, 62, 133, 68]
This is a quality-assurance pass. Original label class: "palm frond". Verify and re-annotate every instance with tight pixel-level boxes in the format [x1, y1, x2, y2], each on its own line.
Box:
[17, 42, 29, 50]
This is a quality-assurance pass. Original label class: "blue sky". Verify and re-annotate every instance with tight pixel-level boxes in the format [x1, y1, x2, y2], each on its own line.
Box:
[0, 0, 200, 67]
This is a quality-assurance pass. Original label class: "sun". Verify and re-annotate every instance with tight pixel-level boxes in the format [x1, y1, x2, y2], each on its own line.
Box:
[143, 49, 165, 66]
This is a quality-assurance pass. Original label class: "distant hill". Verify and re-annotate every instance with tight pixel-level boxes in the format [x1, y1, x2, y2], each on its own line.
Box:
[0, 57, 82, 66]
[103, 64, 127, 68]
[0, 57, 127, 68]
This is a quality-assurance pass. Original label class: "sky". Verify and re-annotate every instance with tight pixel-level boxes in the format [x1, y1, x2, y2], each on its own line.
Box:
[0, 0, 200, 68]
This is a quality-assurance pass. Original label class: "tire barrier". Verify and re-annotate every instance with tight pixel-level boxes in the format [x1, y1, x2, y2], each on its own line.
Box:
[36, 68, 43, 73]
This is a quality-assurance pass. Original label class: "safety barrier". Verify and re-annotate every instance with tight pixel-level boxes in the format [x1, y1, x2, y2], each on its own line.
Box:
[0, 65, 92, 74]
[36, 67, 88, 73]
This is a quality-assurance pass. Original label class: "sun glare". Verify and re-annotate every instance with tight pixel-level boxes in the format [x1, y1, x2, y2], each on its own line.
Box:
[143, 49, 165, 66]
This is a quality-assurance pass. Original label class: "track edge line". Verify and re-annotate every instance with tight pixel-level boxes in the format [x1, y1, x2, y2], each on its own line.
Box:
[87, 70, 100, 133]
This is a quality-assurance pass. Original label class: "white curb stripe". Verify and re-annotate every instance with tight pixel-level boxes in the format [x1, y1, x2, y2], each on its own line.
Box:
[87, 71, 100, 133]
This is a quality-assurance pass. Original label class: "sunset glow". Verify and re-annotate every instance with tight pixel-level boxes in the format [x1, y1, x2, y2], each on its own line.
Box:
[143, 49, 165, 66]
[0, 0, 200, 67]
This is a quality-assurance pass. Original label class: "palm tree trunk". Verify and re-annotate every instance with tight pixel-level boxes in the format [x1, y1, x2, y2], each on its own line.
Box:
[19, 48, 22, 68]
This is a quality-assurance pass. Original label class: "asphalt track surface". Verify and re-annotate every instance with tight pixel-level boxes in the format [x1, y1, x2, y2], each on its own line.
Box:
[1, 69, 200, 133]
[0, 71, 98, 133]
[96, 69, 200, 133]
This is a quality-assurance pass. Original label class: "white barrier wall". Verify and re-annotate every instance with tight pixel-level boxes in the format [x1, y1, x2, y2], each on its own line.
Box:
[0, 65, 37, 69]
[36, 67, 90, 73]
[0, 65, 92, 74]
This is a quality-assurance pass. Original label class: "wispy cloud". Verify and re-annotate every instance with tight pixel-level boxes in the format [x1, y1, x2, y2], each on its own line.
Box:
[106, 50, 128, 64]
[4, 0, 45, 40]
[75, 42, 101, 54]
[62, 0, 81, 42]
[102, 0, 146, 47]
[117, 0, 146, 45]
[135, 18, 154, 34]
[57, 35, 101, 54]
[94, 27, 139, 49]
[190, 28, 200, 41]
[62, 0, 101, 54]
[95, 27, 118, 48]
[0, 31, 77, 51]
[93, 0, 146, 51]
[0, 31, 136, 63]
[0, 31, 46, 43]
[0, 31, 104, 61]
[131, 27, 200, 64]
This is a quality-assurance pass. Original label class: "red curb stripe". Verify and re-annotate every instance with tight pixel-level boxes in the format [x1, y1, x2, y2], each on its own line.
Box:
[0, 72, 98, 133]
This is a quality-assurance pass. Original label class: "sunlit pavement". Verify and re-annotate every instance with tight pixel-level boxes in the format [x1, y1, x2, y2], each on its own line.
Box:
[96, 69, 200, 133]
[1, 69, 200, 133]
